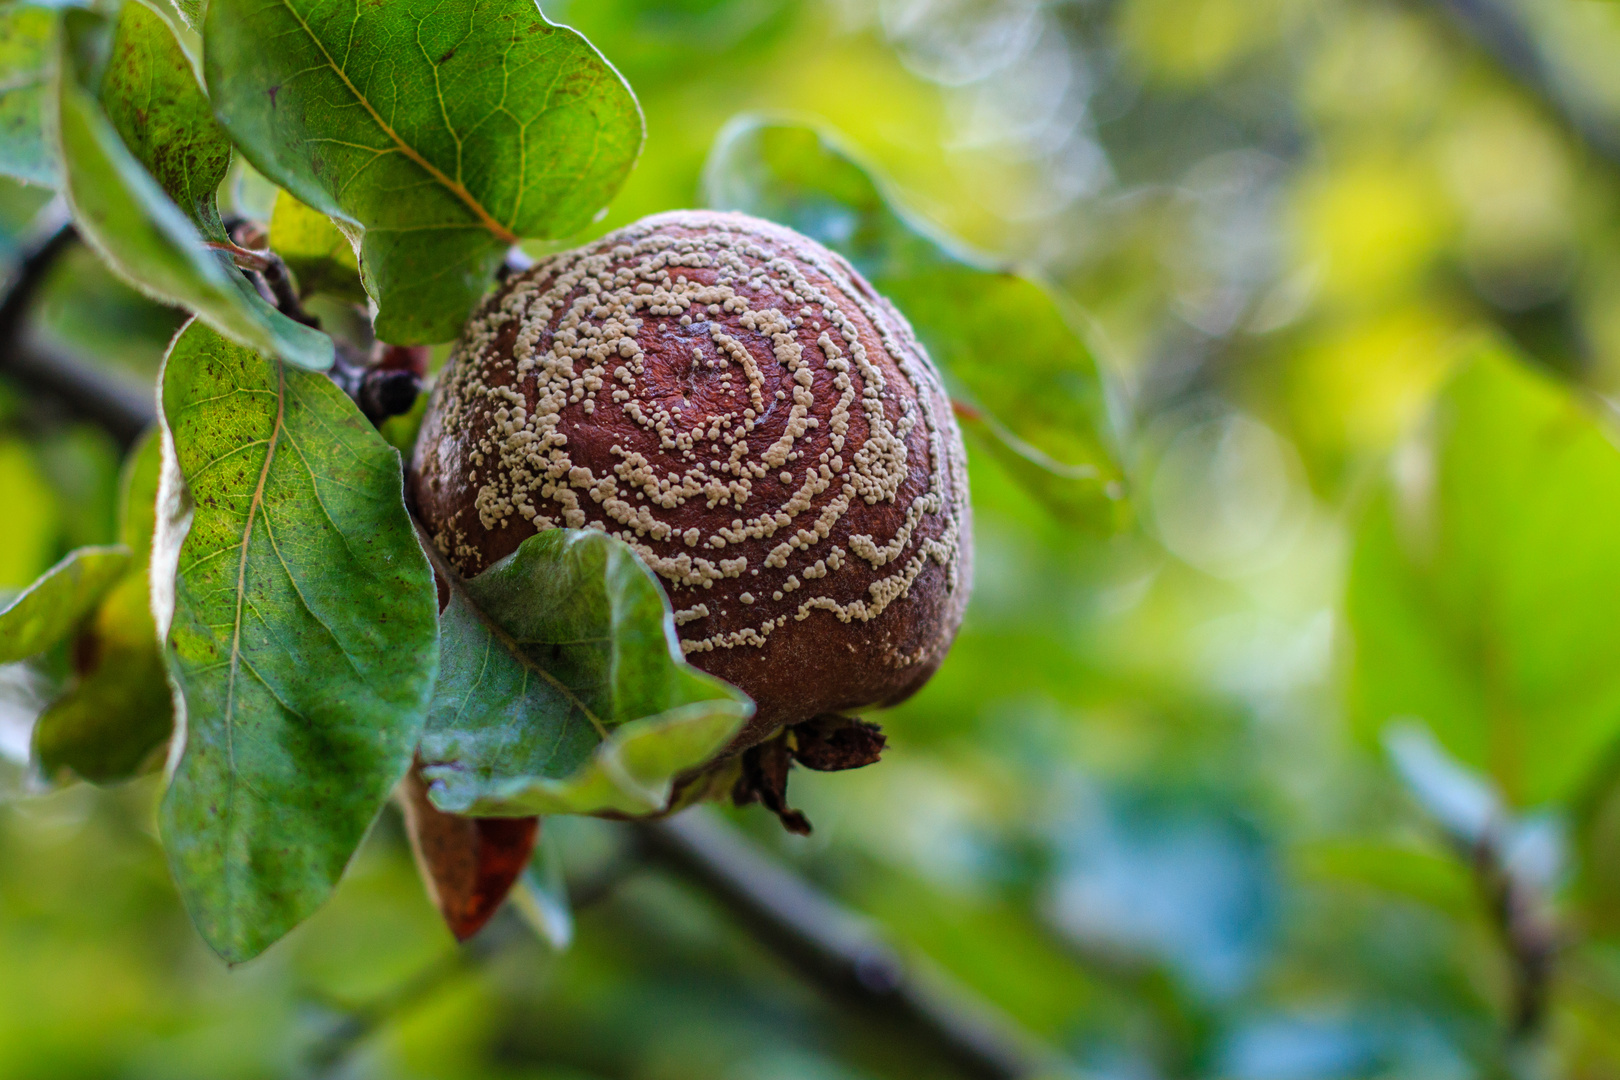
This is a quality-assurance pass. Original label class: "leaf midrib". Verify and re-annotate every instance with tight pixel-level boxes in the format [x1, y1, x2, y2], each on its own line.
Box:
[273, 0, 519, 244]
[221, 359, 286, 924]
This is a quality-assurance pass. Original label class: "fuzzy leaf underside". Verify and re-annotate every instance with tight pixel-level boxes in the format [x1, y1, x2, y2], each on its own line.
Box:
[53, 10, 332, 371]
[203, 0, 644, 343]
[159, 319, 438, 963]
[704, 117, 1126, 530]
[100, 0, 230, 238]
[0, 5, 56, 186]
[0, 546, 130, 665]
[1348, 337, 1620, 808]
[419, 529, 751, 818]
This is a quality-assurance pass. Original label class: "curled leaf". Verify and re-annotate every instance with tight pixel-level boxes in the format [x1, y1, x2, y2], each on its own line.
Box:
[0, 545, 131, 665]
[33, 432, 171, 785]
[34, 571, 171, 783]
[418, 528, 752, 818]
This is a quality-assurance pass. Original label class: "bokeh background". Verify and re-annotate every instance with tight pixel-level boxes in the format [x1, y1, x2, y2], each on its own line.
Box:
[6, 0, 1620, 1077]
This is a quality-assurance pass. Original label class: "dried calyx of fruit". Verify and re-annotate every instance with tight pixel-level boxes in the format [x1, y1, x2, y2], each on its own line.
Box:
[411, 210, 972, 829]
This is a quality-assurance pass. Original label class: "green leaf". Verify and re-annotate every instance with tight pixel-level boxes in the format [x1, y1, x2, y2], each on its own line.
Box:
[100, 0, 230, 238]
[0, 545, 131, 664]
[418, 529, 751, 818]
[158, 319, 439, 962]
[703, 116, 1126, 531]
[203, 0, 645, 343]
[954, 406, 1128, 528]
[134, 0, 203, 70]
[0, 436, 61, 590]
[34, 431, 172, 785]
[154, 0, 200, 31]
[267, 189, 364, 304]
[1295, 837, 1475, 916]
[52, 10, 333, 370]
[34, 572, 172, 783]
[511, 824, 572, 950]
[0, 5, 56, 186]
[1347, 335, 1620, 807]
[118, 425, 161, 560]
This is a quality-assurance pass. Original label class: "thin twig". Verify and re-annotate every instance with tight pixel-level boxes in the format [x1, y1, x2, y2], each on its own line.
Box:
[636, 810, 1074, 1080]
[203, 238, 274, 272]
[257, 252, 320, 328]
[328, 343, 422, 426]
[4, 341, 155, 448]
[0, 208, 74, 344]
[1464, 831, 1562, 1042]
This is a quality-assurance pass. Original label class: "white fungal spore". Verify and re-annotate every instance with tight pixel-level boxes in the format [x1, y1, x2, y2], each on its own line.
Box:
[423, 211, 970, 659]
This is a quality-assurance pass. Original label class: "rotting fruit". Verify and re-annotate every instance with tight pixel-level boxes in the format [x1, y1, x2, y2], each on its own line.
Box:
[410, 210, 972, 828]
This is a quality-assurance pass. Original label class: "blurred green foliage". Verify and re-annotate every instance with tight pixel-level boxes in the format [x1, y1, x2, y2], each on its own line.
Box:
[8, 0, 1620, 1078]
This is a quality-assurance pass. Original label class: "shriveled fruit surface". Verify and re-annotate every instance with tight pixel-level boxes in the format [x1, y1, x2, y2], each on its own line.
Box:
[412, 210, 972, 747]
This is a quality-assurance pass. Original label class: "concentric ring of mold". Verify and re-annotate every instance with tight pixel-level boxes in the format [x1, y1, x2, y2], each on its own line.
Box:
[411, 210, 972, 745]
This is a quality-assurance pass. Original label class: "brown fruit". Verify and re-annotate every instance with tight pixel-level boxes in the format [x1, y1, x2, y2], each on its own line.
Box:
[411, 210, 972, 750]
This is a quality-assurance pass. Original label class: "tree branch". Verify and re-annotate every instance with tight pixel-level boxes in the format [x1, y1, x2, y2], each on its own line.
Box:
[0, 213, 155, 448]
[636, 810, 1071, 1080]
[3, 217, 1072, 1080]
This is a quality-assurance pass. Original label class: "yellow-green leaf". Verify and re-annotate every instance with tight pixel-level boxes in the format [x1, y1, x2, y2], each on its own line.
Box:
[204, 0, 645, 343]
[158, 319, 439, 962]
[268, 189, 364, 303]
[0, 545, 130, 665]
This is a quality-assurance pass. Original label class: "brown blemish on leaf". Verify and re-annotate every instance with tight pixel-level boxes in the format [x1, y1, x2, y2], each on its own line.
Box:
[399, 761, 539, 941]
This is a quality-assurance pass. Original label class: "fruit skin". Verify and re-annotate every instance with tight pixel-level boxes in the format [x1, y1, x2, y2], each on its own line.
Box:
[411, 210, 971, 749]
